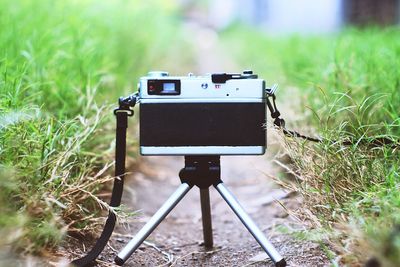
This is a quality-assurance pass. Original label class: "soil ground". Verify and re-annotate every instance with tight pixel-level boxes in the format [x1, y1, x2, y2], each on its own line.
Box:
[95, 155, 330, 267]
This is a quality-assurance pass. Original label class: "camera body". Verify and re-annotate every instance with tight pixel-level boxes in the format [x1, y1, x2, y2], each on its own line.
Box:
[138, 70, 267, 155]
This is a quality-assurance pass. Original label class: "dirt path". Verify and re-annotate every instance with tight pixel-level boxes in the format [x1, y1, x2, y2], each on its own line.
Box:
[91, 23, 330, 267]
[69, 22, 330, 267]
[102, 154, 329, 267]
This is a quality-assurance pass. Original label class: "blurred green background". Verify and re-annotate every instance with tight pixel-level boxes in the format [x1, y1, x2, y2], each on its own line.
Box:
[0, 0, 399, 266]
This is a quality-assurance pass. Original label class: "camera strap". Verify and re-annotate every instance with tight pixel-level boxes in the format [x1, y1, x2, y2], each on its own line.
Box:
[265, 91, 322, 143]
[71, 94, 138, 267]
[265, 89, 400, 148]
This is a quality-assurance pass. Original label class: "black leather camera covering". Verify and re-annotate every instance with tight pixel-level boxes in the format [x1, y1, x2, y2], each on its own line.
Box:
[140, 103, 266, 146]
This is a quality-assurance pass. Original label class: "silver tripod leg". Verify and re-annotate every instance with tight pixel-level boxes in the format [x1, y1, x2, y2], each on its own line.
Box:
[215, 183, 286, 267]
[115, 183, 191, 265]
[200, 188, 213, 248]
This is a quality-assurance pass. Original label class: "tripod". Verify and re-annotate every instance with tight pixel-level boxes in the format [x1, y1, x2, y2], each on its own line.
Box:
[115, 156, 286, 267]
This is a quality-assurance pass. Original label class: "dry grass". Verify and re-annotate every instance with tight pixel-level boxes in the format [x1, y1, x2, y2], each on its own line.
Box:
[275, 129, 399, 266]
[0, 0, 193, 257]
[224, 26, 400, 266]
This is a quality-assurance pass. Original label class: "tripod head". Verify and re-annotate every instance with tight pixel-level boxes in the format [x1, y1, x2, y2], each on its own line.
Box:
[179, 156, 222, 189]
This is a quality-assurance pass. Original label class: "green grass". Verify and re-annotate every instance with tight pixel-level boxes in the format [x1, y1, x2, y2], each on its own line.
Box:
[223, 26, 400, 266]
[0, 0, 192, 255]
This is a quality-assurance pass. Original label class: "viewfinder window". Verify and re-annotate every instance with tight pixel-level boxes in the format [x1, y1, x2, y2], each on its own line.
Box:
[147, 79, 180, 95]
[162, 83, 176, 93]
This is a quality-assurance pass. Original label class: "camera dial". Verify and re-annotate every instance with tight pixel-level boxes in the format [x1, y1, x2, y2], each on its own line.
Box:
[148, 71, 169, 77]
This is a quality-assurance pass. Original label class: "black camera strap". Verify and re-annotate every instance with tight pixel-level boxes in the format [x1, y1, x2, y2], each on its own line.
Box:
[71, 94, 138, 267]
[265, 92, 322, 143]
[265, 90, 400, 148]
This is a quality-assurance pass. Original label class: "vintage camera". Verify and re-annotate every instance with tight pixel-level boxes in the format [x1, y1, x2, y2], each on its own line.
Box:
[138, 70, 267, 155]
